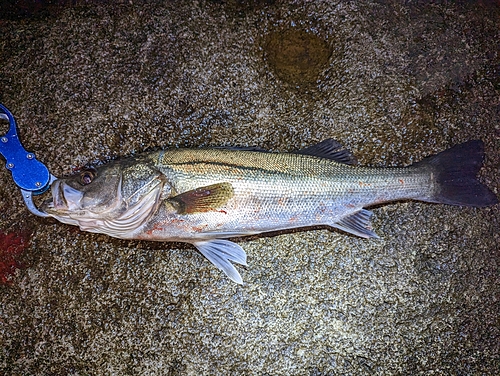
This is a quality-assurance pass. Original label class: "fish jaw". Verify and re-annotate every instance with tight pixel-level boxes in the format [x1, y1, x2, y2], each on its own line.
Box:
[42, 177, 124, 230]
[52, 180, 84, 211]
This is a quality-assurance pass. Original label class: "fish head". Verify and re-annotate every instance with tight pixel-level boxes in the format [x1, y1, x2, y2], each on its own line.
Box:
[41, 157, 168, 237]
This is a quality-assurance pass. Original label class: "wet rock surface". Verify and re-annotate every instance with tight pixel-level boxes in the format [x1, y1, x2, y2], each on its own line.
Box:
[0, 1, 499, 374]
[263, 27, 332, 87]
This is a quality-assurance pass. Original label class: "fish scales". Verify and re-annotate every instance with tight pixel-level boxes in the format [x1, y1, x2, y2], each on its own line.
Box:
[135, 148, 432, 240]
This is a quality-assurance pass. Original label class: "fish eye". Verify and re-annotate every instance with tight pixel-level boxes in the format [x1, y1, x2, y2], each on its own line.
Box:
[79, 168, 96, 185]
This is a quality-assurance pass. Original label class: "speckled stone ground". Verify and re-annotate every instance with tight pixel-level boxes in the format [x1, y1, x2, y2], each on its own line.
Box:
[0, 1, 499, 374]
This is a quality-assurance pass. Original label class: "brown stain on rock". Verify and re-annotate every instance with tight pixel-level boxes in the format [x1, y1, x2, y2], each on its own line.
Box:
[263, 28, 332, 88]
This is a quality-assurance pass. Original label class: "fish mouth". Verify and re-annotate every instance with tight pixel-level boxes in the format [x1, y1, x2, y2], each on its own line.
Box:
[41, 180, 84, 213]
[41, 197, 55, 211]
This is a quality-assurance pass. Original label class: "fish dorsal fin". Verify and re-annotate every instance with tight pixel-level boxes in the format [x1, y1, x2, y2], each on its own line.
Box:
[169, 182, 234, 214]
[295, 139, 357, 165]
[332, 209, 379, 238]
[193, 239, 247, 284]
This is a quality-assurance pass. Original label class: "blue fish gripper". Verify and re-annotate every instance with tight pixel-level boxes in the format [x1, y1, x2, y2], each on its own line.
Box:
[0, 103, 56, 217]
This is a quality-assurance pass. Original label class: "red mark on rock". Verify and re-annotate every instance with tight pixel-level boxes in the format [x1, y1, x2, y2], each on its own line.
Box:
[0, 231, 30, 285]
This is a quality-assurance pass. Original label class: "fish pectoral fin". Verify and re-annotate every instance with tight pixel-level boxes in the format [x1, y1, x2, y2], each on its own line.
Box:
[332, 209, 379, 239]
[193, 239, 247, 284]
[168, 182, 234, 214]
[295, 139, 358, 165]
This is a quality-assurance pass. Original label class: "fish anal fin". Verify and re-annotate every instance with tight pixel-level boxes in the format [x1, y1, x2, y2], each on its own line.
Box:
[332, 209, 379, 239]
[169, 182, 234, 214]
[193, 239, 247, 284]
[295, 139, 358, 165]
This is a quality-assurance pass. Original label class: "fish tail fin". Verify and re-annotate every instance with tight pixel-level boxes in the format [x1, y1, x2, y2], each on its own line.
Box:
[414, 140, 498, 207]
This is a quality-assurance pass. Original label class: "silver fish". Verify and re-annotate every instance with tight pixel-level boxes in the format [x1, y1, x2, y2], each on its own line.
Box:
[41, 139, 498, 283]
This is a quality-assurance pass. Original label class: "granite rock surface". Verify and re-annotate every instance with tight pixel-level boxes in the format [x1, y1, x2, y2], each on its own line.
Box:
[0, 1, 499, 374]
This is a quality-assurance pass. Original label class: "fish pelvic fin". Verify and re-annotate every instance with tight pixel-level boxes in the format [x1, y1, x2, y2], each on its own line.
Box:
[332, 209, 379, 239]
[193, 239, 247, 284]
[414, 140, 498, 207]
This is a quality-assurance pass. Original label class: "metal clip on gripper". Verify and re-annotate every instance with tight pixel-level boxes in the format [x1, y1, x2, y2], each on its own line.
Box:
[0, 103, 56, 217]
